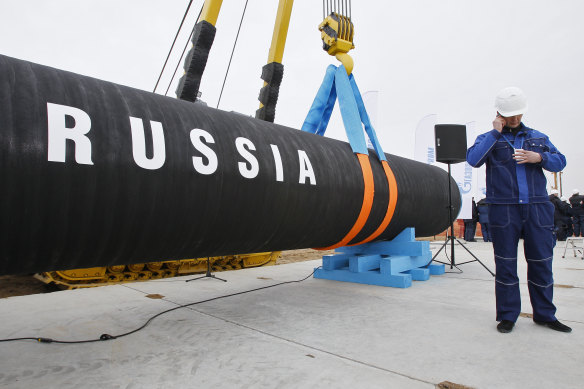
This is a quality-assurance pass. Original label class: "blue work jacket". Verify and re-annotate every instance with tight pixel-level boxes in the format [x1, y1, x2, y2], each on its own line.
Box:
[467, 123, 566, 204]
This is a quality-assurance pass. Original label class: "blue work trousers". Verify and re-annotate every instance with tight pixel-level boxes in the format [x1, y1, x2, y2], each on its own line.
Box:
[489, 203, 557, 323]
[480, 222, 492, 242]
[572, 214, 584, 237]
[464, 220, 476, 241]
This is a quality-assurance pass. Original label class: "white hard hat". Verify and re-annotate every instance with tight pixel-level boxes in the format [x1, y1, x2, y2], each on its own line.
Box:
[495, 87, 528, 117]
[550, 189, 559, 195]
[573, 189, 579, 195]
[561, 196, 568, 202]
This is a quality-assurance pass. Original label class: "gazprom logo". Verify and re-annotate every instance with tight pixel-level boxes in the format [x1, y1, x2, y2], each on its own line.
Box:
[460, 162, 473, 194]
[427, 147, 435, 164]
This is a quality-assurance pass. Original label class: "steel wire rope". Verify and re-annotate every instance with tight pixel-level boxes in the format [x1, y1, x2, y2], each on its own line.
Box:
[153, 0, 196, 93]
[216, 0, 249, 109]
[322, 1, 352, 20]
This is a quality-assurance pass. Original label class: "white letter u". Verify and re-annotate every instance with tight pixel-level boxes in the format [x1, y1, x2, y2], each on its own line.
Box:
[129, 117, 166, 170]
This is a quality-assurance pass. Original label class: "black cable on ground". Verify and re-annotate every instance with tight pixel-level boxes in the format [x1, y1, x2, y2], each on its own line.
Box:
[0, 267, 320, 345]
[153, 0, 196, 93]
[216, 0, 249, 109]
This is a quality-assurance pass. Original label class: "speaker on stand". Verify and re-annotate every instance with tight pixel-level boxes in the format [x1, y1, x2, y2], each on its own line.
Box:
[432, 124, 494, 276]
[435, 124, 468, 164]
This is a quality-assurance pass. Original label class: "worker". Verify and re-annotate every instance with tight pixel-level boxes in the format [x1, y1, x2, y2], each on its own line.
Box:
[569, 189, 584, 236]
[463, 197, 478, 242]
[467, 87, 571, 334]
[549, 189, 569, 241]
[476, 196, 491, 242]
[561, 196, 574, 237]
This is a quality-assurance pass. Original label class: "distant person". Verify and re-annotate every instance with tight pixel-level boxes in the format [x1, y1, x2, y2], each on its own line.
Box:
[464, 197, 478, 242]
[549, 189, 569, 241]
[569, 189, 584, 236]
[561, 196, 574, 237]
[476, 197, 491, 242]
[467, 87, 571, 334]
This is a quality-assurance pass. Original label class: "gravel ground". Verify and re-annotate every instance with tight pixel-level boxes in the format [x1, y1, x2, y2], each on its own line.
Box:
[0, 274, 58, 298]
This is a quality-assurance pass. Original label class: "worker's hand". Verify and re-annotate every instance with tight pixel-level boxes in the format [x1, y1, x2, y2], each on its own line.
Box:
[493, 114, 506, 133]
[513, 149, 542, 164]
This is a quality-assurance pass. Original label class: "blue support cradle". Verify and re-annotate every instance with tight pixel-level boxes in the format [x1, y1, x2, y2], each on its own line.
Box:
[313, 228, 445, 288]
[303, 66, 444, 288]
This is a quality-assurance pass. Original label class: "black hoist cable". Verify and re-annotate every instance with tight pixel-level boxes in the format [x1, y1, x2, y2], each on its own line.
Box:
[216, 0, 250, 109]
[153, 0, 195, 93]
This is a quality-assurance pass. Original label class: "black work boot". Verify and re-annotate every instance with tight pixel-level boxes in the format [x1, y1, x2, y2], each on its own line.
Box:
[534, 319, 572, 333]
[497, 320, 515, 333]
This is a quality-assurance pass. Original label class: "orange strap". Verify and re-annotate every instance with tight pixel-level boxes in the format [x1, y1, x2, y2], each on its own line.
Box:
[349, 160, 398, 245]
[316, 153, 374, 250]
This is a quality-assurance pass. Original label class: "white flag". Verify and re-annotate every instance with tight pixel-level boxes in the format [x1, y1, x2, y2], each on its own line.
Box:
[414, 114, 437, 165]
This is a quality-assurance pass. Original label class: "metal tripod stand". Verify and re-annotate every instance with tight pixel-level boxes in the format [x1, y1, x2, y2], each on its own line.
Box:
[432, 163, 495, 276]
[185, 257, 227, 282]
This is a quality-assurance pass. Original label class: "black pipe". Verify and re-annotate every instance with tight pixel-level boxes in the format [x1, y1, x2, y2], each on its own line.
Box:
[0, 54, 460, 275]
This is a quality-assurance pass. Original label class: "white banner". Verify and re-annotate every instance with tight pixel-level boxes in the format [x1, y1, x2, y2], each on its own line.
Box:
[414, 114, 437, 166]
[450, 121, 487, 218]
[466, 122, 487, 199]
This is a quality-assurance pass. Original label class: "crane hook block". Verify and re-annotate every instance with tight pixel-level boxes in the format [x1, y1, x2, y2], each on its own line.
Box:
[319, 12, 355, 74]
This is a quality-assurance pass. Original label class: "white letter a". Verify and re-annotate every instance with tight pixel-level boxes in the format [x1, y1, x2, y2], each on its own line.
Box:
[298, 150, 316, 185]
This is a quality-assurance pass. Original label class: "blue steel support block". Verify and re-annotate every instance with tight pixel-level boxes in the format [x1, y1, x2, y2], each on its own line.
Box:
[314, 228, 442, 288]
[336, 229, 429, 257]
[392, 227, 416, 242]
[379, 256, 410, 274]
[314, 267, 412, 288]
[349, 255, 381, 273]
[406, 268, 430, 281]
[322, 254, 350, 270]
[380, 252, 432, 275]
[429, 263, 445, 275]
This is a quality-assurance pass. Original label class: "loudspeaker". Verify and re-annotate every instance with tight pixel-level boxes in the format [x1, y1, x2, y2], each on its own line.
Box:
[434, 124, 467, 164]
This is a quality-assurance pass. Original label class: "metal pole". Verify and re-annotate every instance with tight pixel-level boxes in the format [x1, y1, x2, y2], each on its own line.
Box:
[448, 163, 455, 268]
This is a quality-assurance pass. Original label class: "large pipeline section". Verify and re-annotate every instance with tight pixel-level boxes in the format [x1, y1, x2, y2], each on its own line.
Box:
[0, 54, 460, 275]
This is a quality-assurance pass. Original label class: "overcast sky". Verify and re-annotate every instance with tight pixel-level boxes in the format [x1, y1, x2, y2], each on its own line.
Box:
[1, 0, 583, 196]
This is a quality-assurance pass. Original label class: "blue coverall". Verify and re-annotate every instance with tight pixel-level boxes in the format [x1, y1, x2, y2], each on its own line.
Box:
[467, 123, 566, 323]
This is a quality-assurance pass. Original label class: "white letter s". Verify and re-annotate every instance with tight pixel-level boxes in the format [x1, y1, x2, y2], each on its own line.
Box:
[190, 128, 218, 175]
[235, 137, 259, 179]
